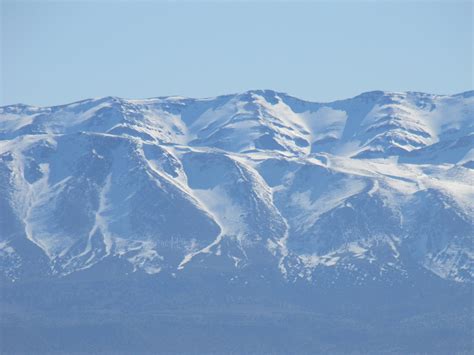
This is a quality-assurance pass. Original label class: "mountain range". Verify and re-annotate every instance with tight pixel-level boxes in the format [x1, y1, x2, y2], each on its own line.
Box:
[1, 89, 472, 286]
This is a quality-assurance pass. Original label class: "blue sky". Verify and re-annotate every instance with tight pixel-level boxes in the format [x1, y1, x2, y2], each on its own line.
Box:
[1, 0, 472, 106]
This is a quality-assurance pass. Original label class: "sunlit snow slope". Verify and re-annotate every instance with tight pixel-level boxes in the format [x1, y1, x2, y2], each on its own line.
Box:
[1, 90, 472, 283]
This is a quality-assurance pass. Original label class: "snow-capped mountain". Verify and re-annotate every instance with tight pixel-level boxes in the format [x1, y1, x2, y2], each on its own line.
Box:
[1, 90, 472, 284]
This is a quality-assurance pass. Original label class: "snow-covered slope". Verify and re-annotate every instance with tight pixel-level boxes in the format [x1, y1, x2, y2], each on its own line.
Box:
[0, 90, 472, 283]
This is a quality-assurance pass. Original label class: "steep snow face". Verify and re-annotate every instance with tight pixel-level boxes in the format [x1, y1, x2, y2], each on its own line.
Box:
[349, 92, 473, 158]
[183, 91, 313, 155]
[0, 90, 473, 284]
[1, 133, 221, 276]
[297, 91, 474, 160]
[176, 149, 288, 271]
[255, 153, 473, 282]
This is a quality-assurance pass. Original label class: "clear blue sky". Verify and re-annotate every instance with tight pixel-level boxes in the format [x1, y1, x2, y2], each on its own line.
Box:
[1, 0, 472, 106]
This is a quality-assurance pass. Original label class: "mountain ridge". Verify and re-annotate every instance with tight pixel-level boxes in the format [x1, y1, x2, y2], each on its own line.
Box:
[3, 89, 474, 109]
